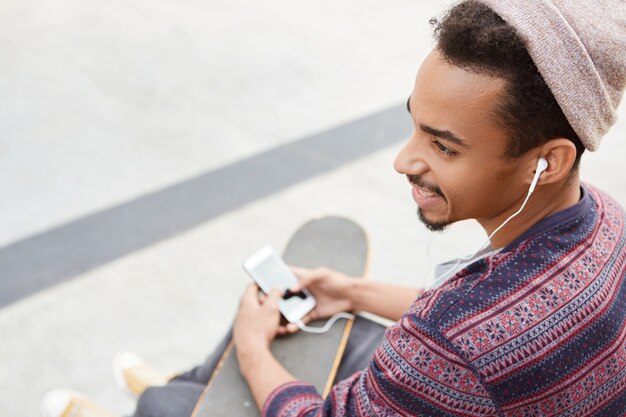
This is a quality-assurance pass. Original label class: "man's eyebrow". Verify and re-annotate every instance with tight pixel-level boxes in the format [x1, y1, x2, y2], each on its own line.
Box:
[419, 123, 468, 148]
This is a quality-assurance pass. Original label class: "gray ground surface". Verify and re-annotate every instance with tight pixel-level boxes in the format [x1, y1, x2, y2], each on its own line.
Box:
[0, 1, 624, 416]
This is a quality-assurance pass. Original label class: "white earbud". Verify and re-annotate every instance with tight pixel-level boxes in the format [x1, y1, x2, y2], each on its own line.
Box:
[433, 156, 551, 282]
[529, 157, 548, 194]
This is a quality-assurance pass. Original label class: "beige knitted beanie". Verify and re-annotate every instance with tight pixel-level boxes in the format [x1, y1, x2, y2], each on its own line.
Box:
[479, 0, 626, 151]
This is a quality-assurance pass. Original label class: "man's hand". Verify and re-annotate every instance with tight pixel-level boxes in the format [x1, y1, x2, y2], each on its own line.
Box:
[233, 284, 283, 356]
[277, 267, 356, 335]
[232, 284, 298, 411]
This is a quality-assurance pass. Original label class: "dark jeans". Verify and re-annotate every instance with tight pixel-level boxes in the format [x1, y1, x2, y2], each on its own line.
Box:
[133, 315, 386, 417]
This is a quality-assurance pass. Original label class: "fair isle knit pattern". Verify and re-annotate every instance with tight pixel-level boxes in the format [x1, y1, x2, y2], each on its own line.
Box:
[263, 184, 626, 417]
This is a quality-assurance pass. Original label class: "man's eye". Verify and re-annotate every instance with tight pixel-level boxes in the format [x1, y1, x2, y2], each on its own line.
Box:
[431, 139, 456, 156]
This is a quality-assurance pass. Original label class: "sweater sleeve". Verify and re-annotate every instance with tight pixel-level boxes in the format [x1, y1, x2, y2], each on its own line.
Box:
[262, 316, 498, 417]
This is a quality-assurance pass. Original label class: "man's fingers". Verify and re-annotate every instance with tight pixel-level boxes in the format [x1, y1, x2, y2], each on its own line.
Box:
[277, 323, 300, 335]
[285, 323, 299, 333]
[290, 266, 315, 283]
[289, 267, 315, 292]
[296, 310, 317, 327]
[264, 288, 284, 308]
[290, 266, 309, 277]
[268, 287, 283, 298]
[276, 322, 300, 335]
[241, 283, 260, 304]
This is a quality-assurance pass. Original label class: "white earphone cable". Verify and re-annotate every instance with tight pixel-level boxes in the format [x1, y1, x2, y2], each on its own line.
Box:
[296, 312, 355, 334]
[434, 159, 547, 281]
[295, 160, 547, 332]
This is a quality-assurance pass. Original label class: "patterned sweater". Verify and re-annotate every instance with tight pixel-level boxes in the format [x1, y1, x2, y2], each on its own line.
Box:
[263, 185, 626, 417]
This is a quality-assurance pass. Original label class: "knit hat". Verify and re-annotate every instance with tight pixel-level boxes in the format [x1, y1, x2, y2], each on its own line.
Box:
[479, 0, 626, 151]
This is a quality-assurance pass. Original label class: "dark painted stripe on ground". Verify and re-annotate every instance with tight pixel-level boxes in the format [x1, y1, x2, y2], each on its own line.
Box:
[0, 104, 411, 307]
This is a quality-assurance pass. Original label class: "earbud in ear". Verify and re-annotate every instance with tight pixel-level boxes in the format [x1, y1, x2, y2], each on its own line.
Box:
[529, 157, 548, 194]
[536, 158, 548, 175]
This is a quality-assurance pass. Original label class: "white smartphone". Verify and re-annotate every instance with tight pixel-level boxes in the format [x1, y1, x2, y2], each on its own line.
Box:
[242, 245, 316, 323]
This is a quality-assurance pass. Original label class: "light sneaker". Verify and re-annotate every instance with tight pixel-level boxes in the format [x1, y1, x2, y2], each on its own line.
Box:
[113, 352, 172, 398]
[41, 389, 118, 417]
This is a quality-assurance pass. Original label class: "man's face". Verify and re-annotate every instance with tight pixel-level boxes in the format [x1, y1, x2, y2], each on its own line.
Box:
[394, 50, 529, 231]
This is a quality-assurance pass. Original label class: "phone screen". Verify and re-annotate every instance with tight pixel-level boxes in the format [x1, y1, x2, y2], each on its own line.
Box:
[253, 254, 308, 311]
[244, 246, 316, 322]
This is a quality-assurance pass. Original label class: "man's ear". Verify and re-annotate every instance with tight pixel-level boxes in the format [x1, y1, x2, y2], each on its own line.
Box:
[535, 138, 578, 185]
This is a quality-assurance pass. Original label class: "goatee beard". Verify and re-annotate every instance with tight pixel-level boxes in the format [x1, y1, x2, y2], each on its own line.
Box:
[417, 208, 449, 232]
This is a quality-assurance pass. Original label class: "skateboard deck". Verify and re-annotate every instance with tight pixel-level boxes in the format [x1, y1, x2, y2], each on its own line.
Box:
[192, 216, 369, 417]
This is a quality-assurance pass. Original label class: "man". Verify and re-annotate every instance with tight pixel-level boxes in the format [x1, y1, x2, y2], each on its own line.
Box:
[42, 0, 625, 416]
[233, 0, 626, 416]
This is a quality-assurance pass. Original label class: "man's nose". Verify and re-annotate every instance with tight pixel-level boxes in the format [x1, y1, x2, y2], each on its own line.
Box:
[394, 134, 428, 176]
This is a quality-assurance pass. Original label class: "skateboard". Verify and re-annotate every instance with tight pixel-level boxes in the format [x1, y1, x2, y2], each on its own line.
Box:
[191, 216, 369, 417]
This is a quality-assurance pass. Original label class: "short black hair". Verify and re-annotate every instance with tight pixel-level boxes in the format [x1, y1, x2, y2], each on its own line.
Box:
[431, 0, 585, 168]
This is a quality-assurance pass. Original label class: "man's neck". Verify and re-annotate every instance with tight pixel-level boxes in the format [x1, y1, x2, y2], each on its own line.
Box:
[480, 179, 581, 249]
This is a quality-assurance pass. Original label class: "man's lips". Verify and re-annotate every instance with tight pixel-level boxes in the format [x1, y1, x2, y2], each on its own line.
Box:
[406, 176, 446, 209]
[413, 184, 438, 197]
[410, 184, 445, 209]
[406, 176, 445, 199]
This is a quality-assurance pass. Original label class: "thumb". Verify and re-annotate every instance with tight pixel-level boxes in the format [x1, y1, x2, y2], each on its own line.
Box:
[242, 283, 260, 301]
[264, 288, 284, 308]
[292, 274, 317, 293]
[289, 267, 313, 292]
[290, 266, 309, 278]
